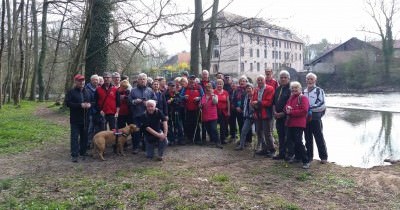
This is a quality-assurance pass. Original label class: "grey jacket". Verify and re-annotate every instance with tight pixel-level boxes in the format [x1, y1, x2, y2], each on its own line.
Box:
[128, 85, 157, 118]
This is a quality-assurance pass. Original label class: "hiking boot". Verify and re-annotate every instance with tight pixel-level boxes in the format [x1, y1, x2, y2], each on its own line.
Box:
[132, 149, 139, 155]
[273, 155, 285, 160]
[302, 162, 311, 169]
[255, 150, 268, 156]
[156, 156, 163, 161]
[320, 159, 328, 164]
[265, 152, 274, 158]
[216, 144, 223, 149]
[235, 146, 243, 151]
[71, 156, 78, 163]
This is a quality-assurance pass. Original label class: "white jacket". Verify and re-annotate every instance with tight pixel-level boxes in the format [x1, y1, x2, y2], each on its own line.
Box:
[303, 86, 326, 113]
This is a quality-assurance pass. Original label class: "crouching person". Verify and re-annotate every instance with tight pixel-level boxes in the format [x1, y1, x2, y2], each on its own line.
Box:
[140, 100, 168, 161]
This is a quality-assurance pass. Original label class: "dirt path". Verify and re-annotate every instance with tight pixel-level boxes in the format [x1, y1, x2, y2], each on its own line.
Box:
[1, 105, 399, 209]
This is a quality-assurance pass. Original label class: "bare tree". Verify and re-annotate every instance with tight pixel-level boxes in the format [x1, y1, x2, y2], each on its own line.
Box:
[190, 0, 202, 76]
[36, 0, 49, 101]
[364, 0, 399, 82]
[13, 0, 25, 105]
[0, 0, 5, 109]
[29, 0, 39, 101]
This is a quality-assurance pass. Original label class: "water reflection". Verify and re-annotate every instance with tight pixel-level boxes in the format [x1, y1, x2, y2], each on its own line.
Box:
[323, 108, 400, 168]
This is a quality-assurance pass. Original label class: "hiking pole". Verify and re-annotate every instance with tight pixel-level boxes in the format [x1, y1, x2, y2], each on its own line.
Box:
[192, 109, 202, 144]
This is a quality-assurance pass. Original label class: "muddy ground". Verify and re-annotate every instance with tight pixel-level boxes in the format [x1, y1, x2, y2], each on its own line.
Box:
[0, 106, 399, 209]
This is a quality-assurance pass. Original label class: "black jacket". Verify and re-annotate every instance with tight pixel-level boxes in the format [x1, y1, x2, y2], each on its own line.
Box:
[273, 84, 291, 113]
[65, 87, 92, 124]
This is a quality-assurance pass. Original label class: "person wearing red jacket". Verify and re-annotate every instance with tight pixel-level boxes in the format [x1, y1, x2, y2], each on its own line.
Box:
[251, 75, 276, 157]
[200, 83, 223, 148]
[117, 80, 132, 129]
[265, 68, 279, 90]
[214, 79, 230, 144]
[95, 72, 120, 131]
[284, 81, 310, 169]
[181, 75, 204, 144]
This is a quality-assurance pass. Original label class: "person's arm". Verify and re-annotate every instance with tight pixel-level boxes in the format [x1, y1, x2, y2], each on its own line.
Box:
[261, 86, 275, 108]
[226, 91, 230, 116]
[290, 96, 309, 117]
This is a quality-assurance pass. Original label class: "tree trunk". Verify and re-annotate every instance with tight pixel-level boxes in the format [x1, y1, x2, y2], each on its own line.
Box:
[85, 0, 111, 80]
[37, 0, 48, 102]
[45, 2, 69, 100]
[204, 0, 219, 72]
[0, 0, 5, 109]
[29, 0, 38, 101]
[190, 0, 202, 76]
[22, 0, 30, 99]
[63, 0, 92, 97]
[13, 0, 24, 106]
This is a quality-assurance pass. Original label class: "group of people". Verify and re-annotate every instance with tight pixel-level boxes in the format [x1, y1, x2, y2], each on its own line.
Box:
[65, 68, 328, 169]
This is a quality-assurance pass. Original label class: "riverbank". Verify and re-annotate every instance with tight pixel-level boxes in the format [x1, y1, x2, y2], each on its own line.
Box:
[0, 103, 399, 209]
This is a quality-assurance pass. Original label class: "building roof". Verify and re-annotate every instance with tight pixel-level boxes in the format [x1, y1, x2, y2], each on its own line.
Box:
[306, 37, 380, 66]
[213, 11, 304, 44]
[368, 40, 400, 49]
[163, 51, 190, 66]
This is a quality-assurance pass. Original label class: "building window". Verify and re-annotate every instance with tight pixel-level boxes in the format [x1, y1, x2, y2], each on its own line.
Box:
[240, 34, 244, 42]
[264, 63, 267, 69]
[240, 47, 244, 57]
[250, 63, 253, 72]
[300, 45, 302, 50]
[295, 53, 297, 60]
[250, 48, 253, 57]
[257, 36, 260, 44]
[279, 41, 281, 48]
[256, 49, 260, 57]
[264, 49, 267, 58]
[299, 53, 302, 60]
[240, 62, 244, 72]
[272, 50, 274, 59]
[257, 62, 260, 72]
[213, 49, 219, 58]
[213, 64, 219, 73]
[264, 38, 267, 46]
[279, 51, 281, 60]
[272, 40, 275, 47]
[249, 35, 252, 44]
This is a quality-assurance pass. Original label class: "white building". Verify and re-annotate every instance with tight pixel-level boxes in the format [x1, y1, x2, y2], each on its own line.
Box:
[208, 12, 304, 79]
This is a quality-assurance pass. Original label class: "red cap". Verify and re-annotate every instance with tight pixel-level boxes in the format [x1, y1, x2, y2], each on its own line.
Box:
[74, 74, 85, 81]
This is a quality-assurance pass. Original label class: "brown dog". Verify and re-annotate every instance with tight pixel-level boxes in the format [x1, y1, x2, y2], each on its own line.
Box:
[92, 124, 139, 161]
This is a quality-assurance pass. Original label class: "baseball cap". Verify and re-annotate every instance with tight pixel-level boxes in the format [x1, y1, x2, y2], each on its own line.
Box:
[181, 71, 189, 76]
[189, 75, 196, 79]
[167, 81, 175, 86]
[74, 74, 85, 81]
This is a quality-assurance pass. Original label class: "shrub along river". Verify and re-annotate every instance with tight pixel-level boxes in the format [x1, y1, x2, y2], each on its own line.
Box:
[320, 92, 400, 168]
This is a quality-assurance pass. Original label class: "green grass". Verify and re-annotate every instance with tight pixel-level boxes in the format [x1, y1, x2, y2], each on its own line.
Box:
[211, 173, 230, 183]
[0, 101, 67, 154]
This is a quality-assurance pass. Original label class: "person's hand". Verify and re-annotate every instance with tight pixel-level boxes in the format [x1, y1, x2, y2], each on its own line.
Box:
[81, 103, 86, 108]
[100, 110, 105, 116]
[135, 98, 143, 104]
[114, 112, 119, 118]
[86, 103, 91, 108]
[184, 95, 189, 99]
[194, 97, 201, 101]
[286, 106, 292, 114]
[251, 101, 258, 106]
[236, 107, 242, 113]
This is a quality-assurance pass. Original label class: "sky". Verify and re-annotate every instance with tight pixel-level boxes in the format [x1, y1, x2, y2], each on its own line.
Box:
[159, 0, 396, 55]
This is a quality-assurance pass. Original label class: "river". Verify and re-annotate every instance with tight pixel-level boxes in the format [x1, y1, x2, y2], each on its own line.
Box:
[320, 92, 400, 168]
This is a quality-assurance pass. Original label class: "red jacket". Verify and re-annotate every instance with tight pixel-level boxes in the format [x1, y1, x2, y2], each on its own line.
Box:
[284, 94, 309, 128]
[252, 85, 275, 120]
[214, 89, 229, 117]
[200, 94, 218, 122]
[96, 84, 119, 115]
[266, 78, 279, 90]
[184, 84, 203, 111]
[118, 88, 130, 116]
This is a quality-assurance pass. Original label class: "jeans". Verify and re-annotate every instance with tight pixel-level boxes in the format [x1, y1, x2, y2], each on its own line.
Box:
[203, 120, 220, 144]
[275, 117, 288, 157]
[168, 111, 184, 144]
[229, 110, 237, 138]
[104, 114, 116, 130]
[305, 119, 328, 161]
[287, 127, 308, 164]
[132, 117, 143, 150]
[145, 136, 167, 158]
[239, 118, 254, 148]
[255, 118, 275, 153]
[185, 110, 201, 143]
[70, 123, 88, 157]
[217, 111, 228, 142]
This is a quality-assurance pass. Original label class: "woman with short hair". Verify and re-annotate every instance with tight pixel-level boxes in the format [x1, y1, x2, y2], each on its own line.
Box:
[284, 81, 310, 169]
[200, 83, 223, 148]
